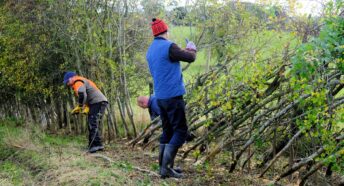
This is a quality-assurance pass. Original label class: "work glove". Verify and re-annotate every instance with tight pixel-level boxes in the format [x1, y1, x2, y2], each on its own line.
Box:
[186, 41, 197, 52]
[71, 105, 89, 115]
[71, 105, 82, 114]
[80, 105, 90, 115]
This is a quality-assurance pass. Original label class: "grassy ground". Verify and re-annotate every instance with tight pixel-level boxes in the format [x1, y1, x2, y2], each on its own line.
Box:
[0, 119, 269, 186]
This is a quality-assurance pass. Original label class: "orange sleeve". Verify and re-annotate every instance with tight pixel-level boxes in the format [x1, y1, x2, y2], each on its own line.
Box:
[72, 81, 84, 96]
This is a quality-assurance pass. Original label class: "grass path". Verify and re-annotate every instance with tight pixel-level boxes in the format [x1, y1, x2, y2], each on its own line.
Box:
[0, 121, 268, 186]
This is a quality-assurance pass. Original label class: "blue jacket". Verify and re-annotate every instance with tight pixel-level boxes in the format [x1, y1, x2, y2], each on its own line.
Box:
[146, 37, 186, 99]
[148, 95, 160, 120]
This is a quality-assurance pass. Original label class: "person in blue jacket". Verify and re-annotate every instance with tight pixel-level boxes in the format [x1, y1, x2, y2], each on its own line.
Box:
[137, 95, 196, 144]
[146, 18, 197, 178]
[137, 95, 160, 121]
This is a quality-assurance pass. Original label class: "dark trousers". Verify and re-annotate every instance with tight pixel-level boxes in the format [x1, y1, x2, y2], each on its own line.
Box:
[157, 96, 188, 147]
[88, 101, 107, 148]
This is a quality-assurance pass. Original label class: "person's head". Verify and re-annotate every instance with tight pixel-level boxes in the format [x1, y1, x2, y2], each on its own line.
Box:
[137, 96, 149, 108]
[63, 71, 77, 86]
[151, 18, 169, 39]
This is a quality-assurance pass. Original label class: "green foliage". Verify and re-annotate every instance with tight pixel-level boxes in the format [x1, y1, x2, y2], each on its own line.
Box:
[292, 17, 344, 79]
[288, 12, 344, 174]
[0, 0, 151, 111]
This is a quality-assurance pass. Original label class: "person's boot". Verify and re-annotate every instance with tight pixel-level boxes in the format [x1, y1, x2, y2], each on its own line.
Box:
[88, 145, 104, 153]
[160, 144, 183, 179]
[171, 159, 182, 173]
[88, 133, 104, 153]
[159, 144, 182, 174]
[159, 144, 166, 174]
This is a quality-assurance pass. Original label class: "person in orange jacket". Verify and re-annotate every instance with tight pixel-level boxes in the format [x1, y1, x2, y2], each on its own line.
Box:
[63, 71, 108, 153]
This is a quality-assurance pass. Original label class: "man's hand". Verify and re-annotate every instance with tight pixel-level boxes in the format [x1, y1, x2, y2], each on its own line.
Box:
[186, 41, 197, 52]
[71, 105, 82, 114]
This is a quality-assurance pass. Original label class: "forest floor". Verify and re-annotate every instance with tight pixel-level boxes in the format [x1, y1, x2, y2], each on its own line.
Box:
[0, 120, 290, 186]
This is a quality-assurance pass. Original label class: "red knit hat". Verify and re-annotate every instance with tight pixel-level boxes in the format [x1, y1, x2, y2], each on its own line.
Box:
[151, 18, 168, 36]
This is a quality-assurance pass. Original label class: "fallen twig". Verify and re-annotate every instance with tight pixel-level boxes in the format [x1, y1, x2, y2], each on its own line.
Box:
[89, 153, 160, 177]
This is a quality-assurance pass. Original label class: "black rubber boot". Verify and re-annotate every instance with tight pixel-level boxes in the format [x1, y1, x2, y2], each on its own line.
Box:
[159, 144, 182, 174]
[88, 145, 104, 153]
[160, 144, 183, 179]
[159, 144, 166, 175]
[171, 160, 182, 173]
